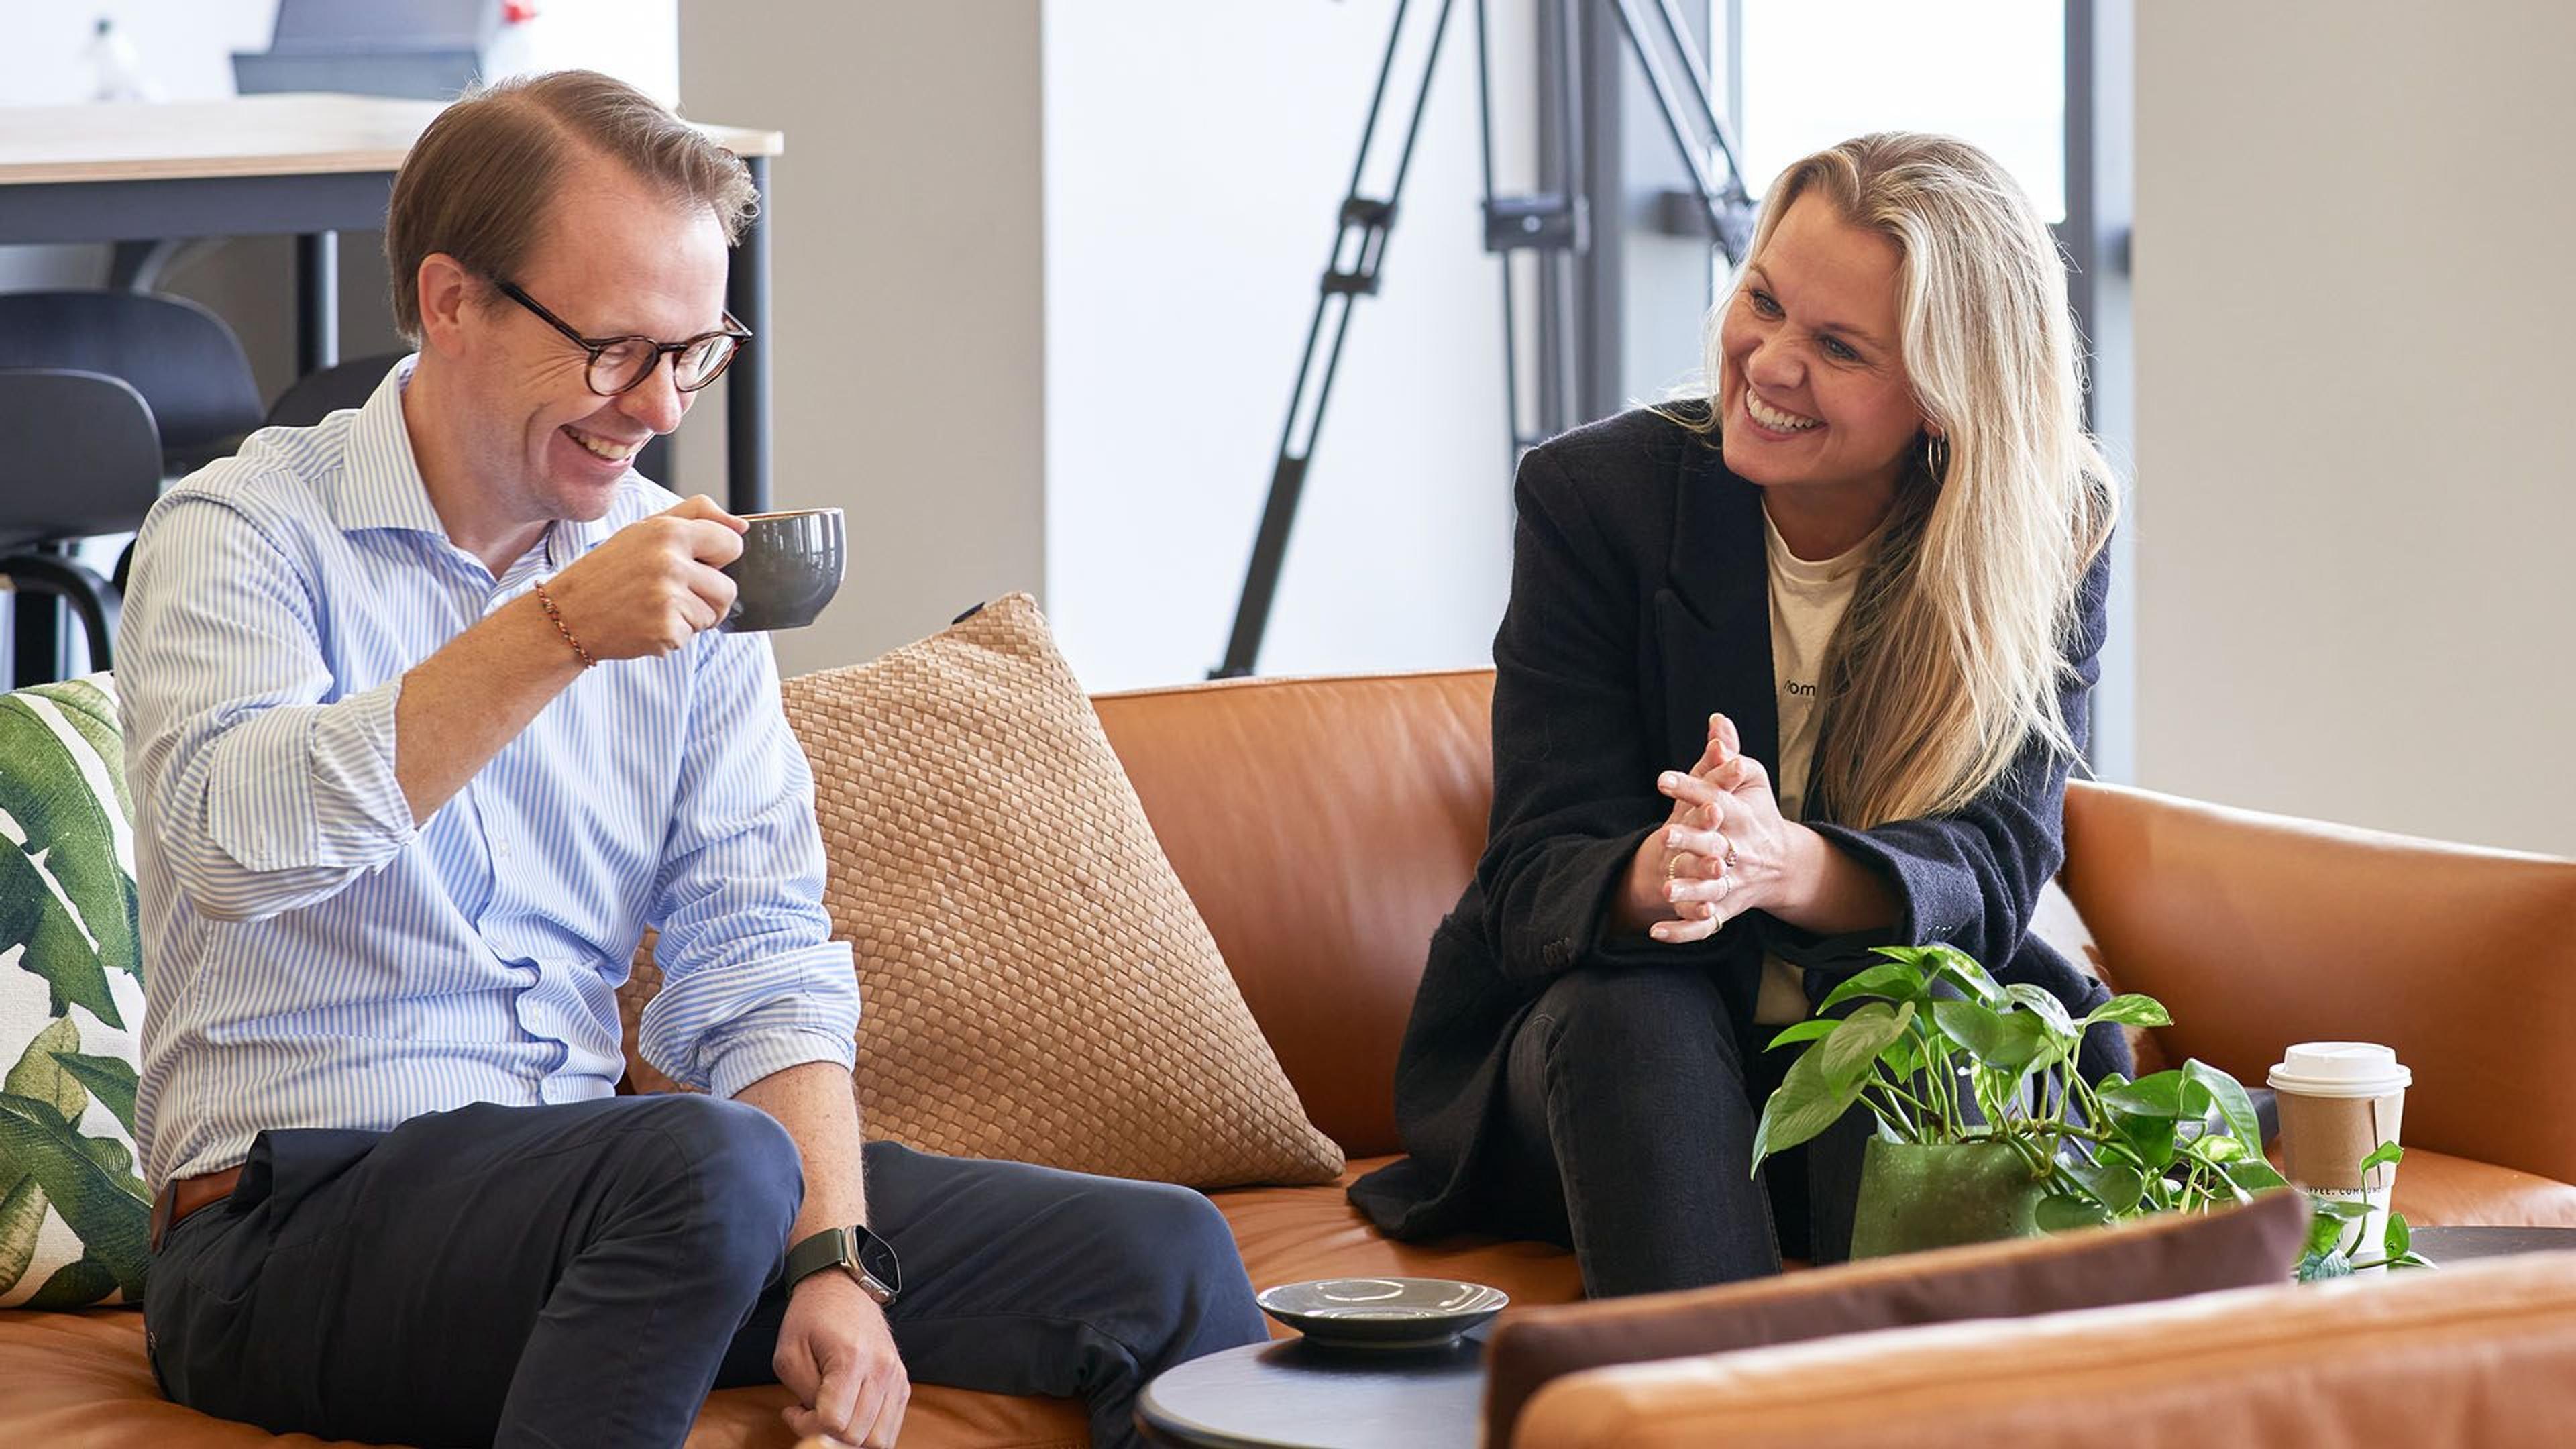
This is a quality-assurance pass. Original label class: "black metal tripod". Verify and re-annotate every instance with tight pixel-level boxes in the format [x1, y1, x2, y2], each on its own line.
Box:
[1214, 0, 1759, 678]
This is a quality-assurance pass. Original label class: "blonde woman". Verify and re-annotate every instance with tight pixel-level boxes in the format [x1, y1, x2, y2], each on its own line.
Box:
[1350, 133, 2126, 1296]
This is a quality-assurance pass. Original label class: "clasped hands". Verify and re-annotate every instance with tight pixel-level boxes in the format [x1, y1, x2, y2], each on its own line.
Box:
[1638, 712, 1794, 943]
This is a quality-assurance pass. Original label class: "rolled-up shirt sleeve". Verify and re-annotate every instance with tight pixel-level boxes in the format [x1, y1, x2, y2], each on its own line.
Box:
[121, 490, 419, 923]
[637, 627, 859, 1099]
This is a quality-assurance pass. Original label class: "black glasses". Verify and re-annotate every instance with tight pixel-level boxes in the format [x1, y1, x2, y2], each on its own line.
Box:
[494, 279, 751, 396]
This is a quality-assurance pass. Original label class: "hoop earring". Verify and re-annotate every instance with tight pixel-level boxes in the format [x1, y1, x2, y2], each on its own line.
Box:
[1923, 433, 1950, 483]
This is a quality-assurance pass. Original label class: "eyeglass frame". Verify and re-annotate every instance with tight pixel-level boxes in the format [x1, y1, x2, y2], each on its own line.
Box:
[491, 278, 753, 397]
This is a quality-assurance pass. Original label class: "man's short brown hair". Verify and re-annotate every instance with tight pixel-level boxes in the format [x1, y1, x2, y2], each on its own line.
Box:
[384, 70, 758, 341]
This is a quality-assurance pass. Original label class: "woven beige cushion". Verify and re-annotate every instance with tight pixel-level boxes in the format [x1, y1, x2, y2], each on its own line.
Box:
[767, 592, 1340, 1189]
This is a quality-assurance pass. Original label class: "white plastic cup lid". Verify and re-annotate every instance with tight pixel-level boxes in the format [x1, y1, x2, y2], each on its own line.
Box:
[2268, 1040, 2412, 1097]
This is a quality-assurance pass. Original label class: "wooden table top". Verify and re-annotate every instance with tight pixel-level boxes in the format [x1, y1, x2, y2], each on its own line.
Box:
[0, 93, 782, 186]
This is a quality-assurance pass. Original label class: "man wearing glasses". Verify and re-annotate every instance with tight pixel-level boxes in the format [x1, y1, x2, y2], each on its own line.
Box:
[118, 71, 1263, 1449]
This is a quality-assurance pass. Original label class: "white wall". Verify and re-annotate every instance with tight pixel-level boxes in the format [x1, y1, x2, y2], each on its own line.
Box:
[678, 2, 1046, 678]
[2133, 2, 2576, 855]
[1042, 0, 1525, 690]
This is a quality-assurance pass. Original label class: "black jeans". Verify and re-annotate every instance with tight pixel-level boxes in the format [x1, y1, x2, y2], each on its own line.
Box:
[1497, 962, 1870, 1297]
[143, 1095, 1266, 1448]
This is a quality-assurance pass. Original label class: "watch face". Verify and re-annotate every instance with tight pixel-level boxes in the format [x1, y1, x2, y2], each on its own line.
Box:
[856, 1229, 901, 1295]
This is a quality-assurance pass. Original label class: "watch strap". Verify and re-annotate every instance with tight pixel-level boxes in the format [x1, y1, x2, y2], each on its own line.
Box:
[784, 1224, 900, 1305]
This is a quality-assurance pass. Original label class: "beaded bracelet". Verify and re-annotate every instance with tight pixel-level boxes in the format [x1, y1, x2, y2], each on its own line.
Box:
[529, 580, 596, 669]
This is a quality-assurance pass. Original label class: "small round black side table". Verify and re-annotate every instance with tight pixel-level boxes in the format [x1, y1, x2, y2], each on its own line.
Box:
[1136, 1328, 1487, 1449]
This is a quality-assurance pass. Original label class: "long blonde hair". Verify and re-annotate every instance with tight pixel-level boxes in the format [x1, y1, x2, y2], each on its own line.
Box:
[1684, 133, 2118, 828]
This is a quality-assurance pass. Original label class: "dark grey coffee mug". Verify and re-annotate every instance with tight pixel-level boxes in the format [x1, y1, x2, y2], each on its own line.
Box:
[720, 508, 845, 633]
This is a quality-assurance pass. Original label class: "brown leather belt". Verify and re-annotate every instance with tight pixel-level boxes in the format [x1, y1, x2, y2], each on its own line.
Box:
[147, 1167, 244, 1254]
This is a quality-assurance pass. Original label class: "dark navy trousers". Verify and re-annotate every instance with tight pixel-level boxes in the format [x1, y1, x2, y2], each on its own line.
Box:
[1495, 963, 1870, 1297]
[143, 1094, 1267, 1448]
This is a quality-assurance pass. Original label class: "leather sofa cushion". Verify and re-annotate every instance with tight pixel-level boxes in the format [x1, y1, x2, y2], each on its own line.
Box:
[1092, 671, 1496, 1158]
[0, 1304, 1091, 1449]
[1483, 1189, 2310, 1448]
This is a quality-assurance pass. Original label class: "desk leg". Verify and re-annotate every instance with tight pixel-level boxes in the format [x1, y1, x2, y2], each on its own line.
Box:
[298, 231, 339, 376]
[725, 156, 772, 515]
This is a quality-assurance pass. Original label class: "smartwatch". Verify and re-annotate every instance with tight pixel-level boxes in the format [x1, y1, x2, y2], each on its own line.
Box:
[783, 1224, 902, 1307]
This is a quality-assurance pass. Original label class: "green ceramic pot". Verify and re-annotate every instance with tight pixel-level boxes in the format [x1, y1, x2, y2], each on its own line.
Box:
[1847, 1138, 2052, 1259]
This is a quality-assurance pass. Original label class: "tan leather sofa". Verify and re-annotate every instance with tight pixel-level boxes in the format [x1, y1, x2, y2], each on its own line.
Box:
[4, 668, 2571, 1446]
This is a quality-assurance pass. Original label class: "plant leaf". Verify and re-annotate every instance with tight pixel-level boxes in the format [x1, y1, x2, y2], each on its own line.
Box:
[4, 1018, 89, 1124]
[0, 847, 124, 1029]
[2385, 1212, 2413, 1260]
[2061, 1158, 2147, 1215]
[1752, 1034, 1870, 1168]
[1817, 1001, 1914, 1093]
[24, 678, 132, 838]
[2080, 994, 2173, 1029]
[21, 1256, 117, 1311]
[2361, 1142, 2405, 1174]
[2004, 982, 2078, 1040]
[51, 1054, 138, 1139]
[2298, 1250, 2353, 1282]
[0, 1172, 44, 1299]
[2194, 1129, 2256, 1160]
[0, 1093, 148, 1297]
[1923, 945, 2006, 1005]
[2306, 1208, 2349, 1254]
[1881, 1029, 1924, 1085]
[2304, 1199, 2367, 1258]
[1764, 1018, 1839, 1051]
[1814, 960, 1928, 1016]
[2036, 1193, 2111, 1232]
[2184, 1059, 2264, 1150]
[0, 698, 139, 987]
[1980, 1011, 2055, 1072]
[2101, 1071, 2184, 1169]
[72, 1132, 134, 1181]
[2218, 1158, 2294, 1196]
[2100, 1070, 2185, 1120]
[1931, 998, 2009, 1060]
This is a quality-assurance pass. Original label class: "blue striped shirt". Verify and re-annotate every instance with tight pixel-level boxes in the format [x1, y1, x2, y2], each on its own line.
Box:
[121, 357, 858, 1187]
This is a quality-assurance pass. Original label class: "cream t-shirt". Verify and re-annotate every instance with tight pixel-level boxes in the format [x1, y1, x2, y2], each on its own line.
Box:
[1754, 507, 1876, 1024]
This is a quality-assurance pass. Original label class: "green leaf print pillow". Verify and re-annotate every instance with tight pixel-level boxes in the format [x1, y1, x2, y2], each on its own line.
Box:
[1, 674, 149, 1311]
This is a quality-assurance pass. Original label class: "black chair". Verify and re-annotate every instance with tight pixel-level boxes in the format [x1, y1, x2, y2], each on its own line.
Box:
[263, 350, 409, 429]
[1, 368, 164, 685]
[0, 290, 264, 478]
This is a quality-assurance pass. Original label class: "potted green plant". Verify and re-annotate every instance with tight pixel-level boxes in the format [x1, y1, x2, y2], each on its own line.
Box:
[1752, 945, 2295, 1257]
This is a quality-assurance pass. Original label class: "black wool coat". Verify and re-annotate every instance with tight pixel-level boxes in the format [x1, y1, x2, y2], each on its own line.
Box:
[1348, 405, 2127, 1243]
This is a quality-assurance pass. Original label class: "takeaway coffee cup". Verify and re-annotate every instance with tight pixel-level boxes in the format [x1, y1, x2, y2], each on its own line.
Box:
[2269, 1041, 2411, 1236]
[720, 508, 845, 633]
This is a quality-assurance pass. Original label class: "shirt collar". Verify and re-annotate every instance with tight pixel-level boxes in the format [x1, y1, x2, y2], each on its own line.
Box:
[326, 353, 619, 573]
[325, 354, 451, 539]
